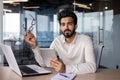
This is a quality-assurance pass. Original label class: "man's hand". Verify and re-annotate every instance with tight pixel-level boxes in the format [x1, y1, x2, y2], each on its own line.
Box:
[50, 58, 65, 73]
[24, 30, 37, 49]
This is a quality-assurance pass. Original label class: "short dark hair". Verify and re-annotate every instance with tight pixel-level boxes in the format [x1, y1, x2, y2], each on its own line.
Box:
[57, 10, 77, 25]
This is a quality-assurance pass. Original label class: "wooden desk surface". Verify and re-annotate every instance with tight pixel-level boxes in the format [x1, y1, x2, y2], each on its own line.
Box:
[0, 67, 120, 80]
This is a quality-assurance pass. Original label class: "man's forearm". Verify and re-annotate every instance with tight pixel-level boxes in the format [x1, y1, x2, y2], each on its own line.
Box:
[32, 47, 46, 67]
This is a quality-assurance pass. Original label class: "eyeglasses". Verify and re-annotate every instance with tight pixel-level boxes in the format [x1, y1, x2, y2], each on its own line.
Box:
[23, 14, 36, 31]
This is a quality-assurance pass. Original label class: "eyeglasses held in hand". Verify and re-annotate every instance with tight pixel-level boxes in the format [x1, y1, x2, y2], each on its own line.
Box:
[23, 14, 36, 31]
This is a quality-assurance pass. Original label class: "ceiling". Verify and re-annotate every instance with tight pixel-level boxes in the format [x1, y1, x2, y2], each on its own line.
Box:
[5, 0, 120, 14]
[22, 0, 95, 7]
[4, 0, 96, 13]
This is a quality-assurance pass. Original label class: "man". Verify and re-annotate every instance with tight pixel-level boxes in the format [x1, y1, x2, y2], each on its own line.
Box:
[24, 10, 96, 74]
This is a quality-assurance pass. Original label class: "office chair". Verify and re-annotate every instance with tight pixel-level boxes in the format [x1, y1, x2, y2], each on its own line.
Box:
[94, 44, 104, 68]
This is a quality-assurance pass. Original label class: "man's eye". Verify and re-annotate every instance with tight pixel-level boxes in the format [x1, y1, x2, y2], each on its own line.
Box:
[68, 22, 73, 25]
[61, 23, 65, 26]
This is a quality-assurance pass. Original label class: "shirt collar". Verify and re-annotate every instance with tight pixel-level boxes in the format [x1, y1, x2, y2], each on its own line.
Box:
[61, 33, 78, 44]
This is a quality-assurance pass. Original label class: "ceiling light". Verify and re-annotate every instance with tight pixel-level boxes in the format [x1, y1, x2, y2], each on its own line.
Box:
[3, 9, 12, 12]
[105, 6, 108, 10]
[3, 0, 28, 3]
[89, 3, 92, 6]
[73, 2, 91, 9]
[10, 2, 20, 4]
[23, 6, 40, 9]
[12, 0, 28, 2]
[3, 0, 14, 3]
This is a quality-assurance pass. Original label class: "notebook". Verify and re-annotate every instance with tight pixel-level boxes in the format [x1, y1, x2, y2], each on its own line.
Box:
[0, 44, 52, 77]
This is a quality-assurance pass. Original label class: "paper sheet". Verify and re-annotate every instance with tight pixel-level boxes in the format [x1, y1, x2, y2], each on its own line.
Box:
[51, 73, 76, 80]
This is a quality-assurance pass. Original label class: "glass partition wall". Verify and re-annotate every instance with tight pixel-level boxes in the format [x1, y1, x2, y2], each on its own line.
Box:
[0, 0, 3, 66]
[2, 1, 120, 69]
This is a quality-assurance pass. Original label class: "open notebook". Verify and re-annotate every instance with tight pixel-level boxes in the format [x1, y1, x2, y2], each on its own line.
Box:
[0, 44, 52, 77]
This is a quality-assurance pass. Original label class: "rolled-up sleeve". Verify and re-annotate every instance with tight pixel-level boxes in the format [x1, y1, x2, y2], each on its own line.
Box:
[66, 62, 96, 74]
[32, 47, 46, 67]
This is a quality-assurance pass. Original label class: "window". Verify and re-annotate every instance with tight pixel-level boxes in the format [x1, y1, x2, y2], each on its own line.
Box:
[3, 13, 20, 41]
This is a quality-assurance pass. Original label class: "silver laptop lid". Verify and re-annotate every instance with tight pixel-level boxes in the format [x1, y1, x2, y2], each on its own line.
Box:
[0, 44, 22, 76]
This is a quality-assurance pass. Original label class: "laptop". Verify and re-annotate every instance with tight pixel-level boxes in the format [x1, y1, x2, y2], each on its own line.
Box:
[0, 44, 52, 77]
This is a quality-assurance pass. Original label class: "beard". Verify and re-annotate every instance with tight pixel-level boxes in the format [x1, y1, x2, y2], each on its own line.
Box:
[62, 28, 76, 38]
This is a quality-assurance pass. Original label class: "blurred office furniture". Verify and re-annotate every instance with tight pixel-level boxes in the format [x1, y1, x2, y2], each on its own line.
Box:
[3, 39, 16, 49]
[94, 44, 104, 68]
[0, 48, 4, 66]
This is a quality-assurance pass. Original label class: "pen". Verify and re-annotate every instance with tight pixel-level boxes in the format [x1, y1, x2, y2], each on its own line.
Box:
[59, 73, 69, 79]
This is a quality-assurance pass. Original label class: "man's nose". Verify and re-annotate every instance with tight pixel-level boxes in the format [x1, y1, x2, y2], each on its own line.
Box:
[64, 24, 69, 29]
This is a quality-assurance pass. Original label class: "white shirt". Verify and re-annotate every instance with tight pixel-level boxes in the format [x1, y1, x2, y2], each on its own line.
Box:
[32, 33, 96, 74]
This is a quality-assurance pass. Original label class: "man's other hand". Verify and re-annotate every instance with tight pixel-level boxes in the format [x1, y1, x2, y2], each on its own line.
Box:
[50, 58, 65, 73]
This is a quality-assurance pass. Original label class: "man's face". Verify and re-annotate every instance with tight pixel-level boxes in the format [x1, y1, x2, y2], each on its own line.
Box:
[60, 17, 77, 38]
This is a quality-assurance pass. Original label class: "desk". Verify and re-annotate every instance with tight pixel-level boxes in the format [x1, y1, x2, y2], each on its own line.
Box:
[0, 67, 120, 80]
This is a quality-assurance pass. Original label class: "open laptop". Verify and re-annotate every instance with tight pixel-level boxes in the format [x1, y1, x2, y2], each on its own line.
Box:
[0, 44, 53, 77]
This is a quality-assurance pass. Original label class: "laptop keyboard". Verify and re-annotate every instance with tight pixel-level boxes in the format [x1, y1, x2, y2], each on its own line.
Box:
[19, 66, 37, 74]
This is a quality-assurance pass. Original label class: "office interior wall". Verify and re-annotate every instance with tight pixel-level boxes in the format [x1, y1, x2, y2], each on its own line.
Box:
[76, 10, 120, 69]
[3, 13, 20, 40]
[76, 10, 119, 69]
[0, 0, 3, 43]
[2, 3, 120, 68]
[37, 15, 49, 32]
[112, 14, 120, 68]
[101, 13, 120, 68]
[24, 10, 36, 37]
[100, 10, 114, 68]
[0, 0, 3, 66]
[20, 10, 37, 42]
[37, 14, 54, 47]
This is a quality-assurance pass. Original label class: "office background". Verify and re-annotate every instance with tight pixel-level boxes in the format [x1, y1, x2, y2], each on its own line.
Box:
[0, 0, 120, 69]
